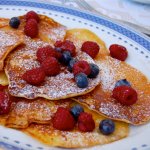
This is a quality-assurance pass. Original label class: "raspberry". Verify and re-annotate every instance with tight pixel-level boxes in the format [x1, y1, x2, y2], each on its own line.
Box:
[78, 112, 95, 132]
[23, 68, 45, 85]
[81, 41, 100, 58]
[112, 85, 138, 106]
[24, 19, 38, 38]
[37, 46, 57, 63]
[26, 11, 39, 22]
[109, 44, 128, 61]
[52, 107, 76, 131]
[54, 40, 76, 57]
[0, 91, 12, 115]
[41, 57, 60, 76]
[73, 60, 91, 76]
[0, 85, 7, 91]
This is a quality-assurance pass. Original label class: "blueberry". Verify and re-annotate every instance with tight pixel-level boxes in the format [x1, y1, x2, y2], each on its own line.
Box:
[99, 119, 115, 135]
[60, 51, 72, 65]
[115, 79, 131, 87]
[9, 17, 20, 28]
[75, 73, 88, 88]
[70, 105, 84, 119]
[88, 63, 100, 78]
[68, 58, 77, 72]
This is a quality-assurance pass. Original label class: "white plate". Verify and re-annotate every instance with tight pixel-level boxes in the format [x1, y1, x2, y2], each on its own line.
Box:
[131, 0, 150, 4]
[0, 0, 150, 150]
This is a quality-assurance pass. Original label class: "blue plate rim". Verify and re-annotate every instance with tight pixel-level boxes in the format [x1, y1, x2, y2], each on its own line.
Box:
[0, 0, 149, 150]
[0, 0, 149, 51]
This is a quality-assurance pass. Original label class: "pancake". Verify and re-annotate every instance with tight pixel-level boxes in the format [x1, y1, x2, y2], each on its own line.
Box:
[0, 96, 129, 148]
[23, 107, 128, 148]
[0, 29, 24, 71]
[0, 71, 8, 85]
[5, 36, 100, 100]
[19, 14, 67, 44]
[0, 71, 128, 148]
[0, 15, 67, 44]
[66, 29, 150, 125]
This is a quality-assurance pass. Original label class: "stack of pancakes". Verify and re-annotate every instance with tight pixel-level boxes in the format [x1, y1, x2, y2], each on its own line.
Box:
[0, 13, 150, 148]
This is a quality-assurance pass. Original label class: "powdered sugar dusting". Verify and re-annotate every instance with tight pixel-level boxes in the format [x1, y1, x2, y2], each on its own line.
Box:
[0, 30, 20, 58]
[6, 98, 71, 128]
[6, 37, 100, 100]
[98, 56, 120, 91]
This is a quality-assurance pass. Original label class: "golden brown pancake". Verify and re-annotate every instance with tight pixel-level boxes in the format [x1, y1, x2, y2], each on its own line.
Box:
[0, 15, 67, 44]
[5, 36, 100, 100]
[0, 73, 128, 148]
[66, 29, 150, 125]
[23, 102, 128, 148]
[0, 95, 129, 148]
[0, 29, 24, 71]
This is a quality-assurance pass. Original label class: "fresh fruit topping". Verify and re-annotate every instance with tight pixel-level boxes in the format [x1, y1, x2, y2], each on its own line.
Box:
[37, 46, 57, 63]
[26, 11, 39, 22]
[23, 67, 45, 85]
[52, 107, 76, 131]
[109, 44, 128, 61]
[115, 79, 131, 87]
[99, 119, 115, 135]
[112, 85, 138, 106]
[88, 63, 100, 78]
[41, 57, 60, 76]
[81, 41, 100, 58]
[68, 58, 78, 72]
[73, 60, 91, 76]
[0, 85, 7, 91]
[60, 51, 72, 65]
[75, 73, 88, 88]
[24, 19, 38, 38]
[54, 47, 62, 59]
[54, 40, 76, 57]
[0, 91, 12, 115]
[78, 112, 95, 132]
[70, 105, 84, 120]
[9, 17, 20, 29]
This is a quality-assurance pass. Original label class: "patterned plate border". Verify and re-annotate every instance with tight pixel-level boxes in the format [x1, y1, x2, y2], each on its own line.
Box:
[0, 0, 150, 51]
[0, 0, 150, 150]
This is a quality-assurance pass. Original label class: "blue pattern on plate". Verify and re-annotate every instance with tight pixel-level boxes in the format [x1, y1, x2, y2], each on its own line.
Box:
[0, 141, 24, 150]
[0, 0, 149, 51]
[0, 0, 149, 150]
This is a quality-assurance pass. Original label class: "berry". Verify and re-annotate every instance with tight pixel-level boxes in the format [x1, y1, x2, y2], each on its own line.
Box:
[0, 92, 12, 115]
[24, 19, 38, 38]
[36, 46, 57, 63]
[78, 112, 95, 132]
[99, 119, 115, 135]
[70, 105, 84, 120]
[54, 40, 76, 57]
[115, 79, 131, 88]
[75, 73, 88, 88]
[9, 17, 20, 28]
[54, 47, 62, 59]
[52, 107, 76, 131]
[112, 85, 138, 106]
[23, 67, 45, 85]
[0, 85, 7, 91]
[81, 41, 100, 58]
[109, 44, 128, 61]
[59, 51, 72, 65]
[73, 60, 91, 76]
[68, 58, 77, 72]
[26, 11, 39, 22]
[41, 57, 60, 76]
[88, 63, 100, 78]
